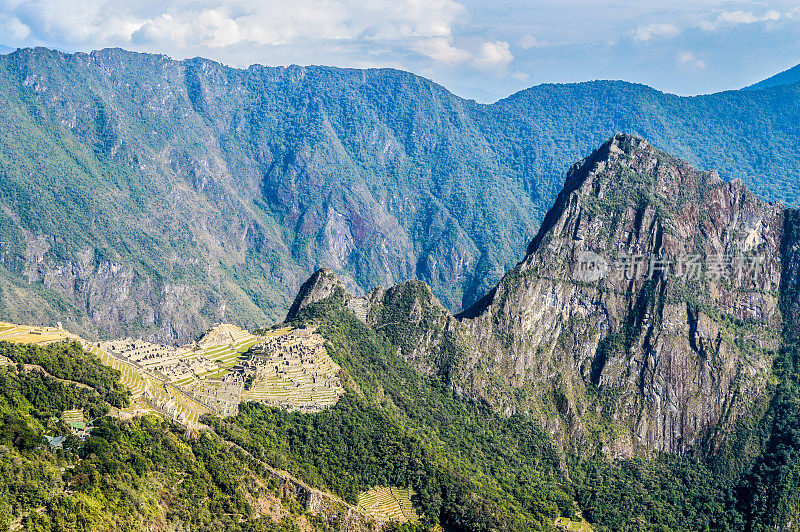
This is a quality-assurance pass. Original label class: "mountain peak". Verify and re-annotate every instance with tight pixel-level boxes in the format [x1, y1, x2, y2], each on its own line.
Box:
[525, 133, 722, 258]
[285, 268, 348, 321]
[455, 133, 784, 456]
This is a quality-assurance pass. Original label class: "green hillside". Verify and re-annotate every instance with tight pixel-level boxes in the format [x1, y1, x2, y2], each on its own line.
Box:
[6, 255, 800, 530]
[0, 299, 742, 531]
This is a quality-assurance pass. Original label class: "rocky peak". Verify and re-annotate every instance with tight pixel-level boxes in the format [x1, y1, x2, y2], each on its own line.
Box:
[285, 268, 349, 321]
[287, 135, 787, 459]
[526, 133, 722, 258]
[457, 134, 784, 456]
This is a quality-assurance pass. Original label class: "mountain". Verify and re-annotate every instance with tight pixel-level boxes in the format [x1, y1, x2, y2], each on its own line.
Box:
[286, 135, 800, 529]
[3, 47, 800, 346]
[6, 135, 800, 530]
[295, 134, 784, 456]
[743, 62, 800, 90]
[0, 340, 382, 531]
[457, 134, 783, 456]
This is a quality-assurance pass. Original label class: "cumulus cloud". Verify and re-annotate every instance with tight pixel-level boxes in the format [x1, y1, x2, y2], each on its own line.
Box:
[472, 40, 513, 71]
[0, 0, 528, 77]
[0, 0, 469, 57]
[0, 13, 30, 41]
[677, 51, 706, 69]
[413, 36, 470, 64]
[631, 23, 680, 42]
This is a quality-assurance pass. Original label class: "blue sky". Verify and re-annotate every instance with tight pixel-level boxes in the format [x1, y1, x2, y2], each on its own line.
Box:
[1, 0, 799, 102]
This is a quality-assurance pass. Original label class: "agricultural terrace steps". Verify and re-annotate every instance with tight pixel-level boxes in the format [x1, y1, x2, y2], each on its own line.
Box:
[0, 320, 344, 429]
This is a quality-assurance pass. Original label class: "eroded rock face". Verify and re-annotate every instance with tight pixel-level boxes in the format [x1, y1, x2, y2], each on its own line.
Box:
[457, 134, 783, 456]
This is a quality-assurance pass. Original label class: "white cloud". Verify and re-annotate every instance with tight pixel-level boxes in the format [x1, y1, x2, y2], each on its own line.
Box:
[699, 9, 783, 31]
[519, 34, 547, 49]
[0, 0, 534, 80]
[0, 0, 469, 53]
[472, 40, 513, 71]
[0, 13, 30, 41]
[720, 9, 780, 25]
[677, 51, 706, 70]
[413, 36, 470, 64]
[130, 9, 242, 49]
[631, 23, 679, 42]
[131, 14, 187, 46]
[196, 9, 241, 48]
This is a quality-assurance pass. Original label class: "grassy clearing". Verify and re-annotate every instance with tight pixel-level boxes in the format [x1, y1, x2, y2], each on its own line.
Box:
[0, 321, 80, 344]
[356, 486, 419, 523]
[554, 517, 594, 531]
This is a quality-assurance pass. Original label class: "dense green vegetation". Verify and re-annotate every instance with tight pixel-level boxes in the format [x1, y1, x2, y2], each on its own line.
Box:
[5, 46, 800, 529]
[0, 342, 335, 532]
[233, 284, 800, 531]
[6, 280, 800, 530]
[0, 341, 129, 408]
[232, 295, 574, 530]
[569, 455, 743, 531]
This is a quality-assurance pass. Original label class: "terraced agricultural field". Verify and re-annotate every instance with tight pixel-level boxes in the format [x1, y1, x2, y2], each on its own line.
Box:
[242, 374, 342, 408]
[0, 321, 80, 345]
[86, 344, 149, 397]
[61, 410, 85, 424]
[240, 328, 344, 412]
[189, 324, 261, 364]
[147, 382, 211, 426]
[0, 320, 345, 427]
[554, 517, 594, 531]
[356, 486, 419, 523]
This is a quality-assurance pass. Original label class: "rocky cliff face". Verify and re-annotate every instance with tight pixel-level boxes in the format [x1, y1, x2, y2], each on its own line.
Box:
[457, 134, 783, 456]
[293, 134, 788, 458]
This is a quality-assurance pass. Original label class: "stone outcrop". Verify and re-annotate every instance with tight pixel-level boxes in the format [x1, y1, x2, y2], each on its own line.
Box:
[286, 267, 350, 321]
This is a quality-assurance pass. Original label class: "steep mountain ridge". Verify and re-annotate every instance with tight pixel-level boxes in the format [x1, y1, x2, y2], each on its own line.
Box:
[744, 62, 800, 90]
[5, 133, 800, 530]
[458, 134, 783, 457]
[0, 47, 537, 342]
[291, 134, 790, 460]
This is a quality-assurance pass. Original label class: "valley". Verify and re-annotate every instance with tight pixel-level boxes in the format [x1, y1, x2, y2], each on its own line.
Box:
[3, 47, 800, 346]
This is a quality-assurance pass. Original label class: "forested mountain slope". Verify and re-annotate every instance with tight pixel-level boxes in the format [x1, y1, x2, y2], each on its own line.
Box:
[744, 62, 800, 90]
[1, 47, 800, 344]
[8, 134, 800, 530]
